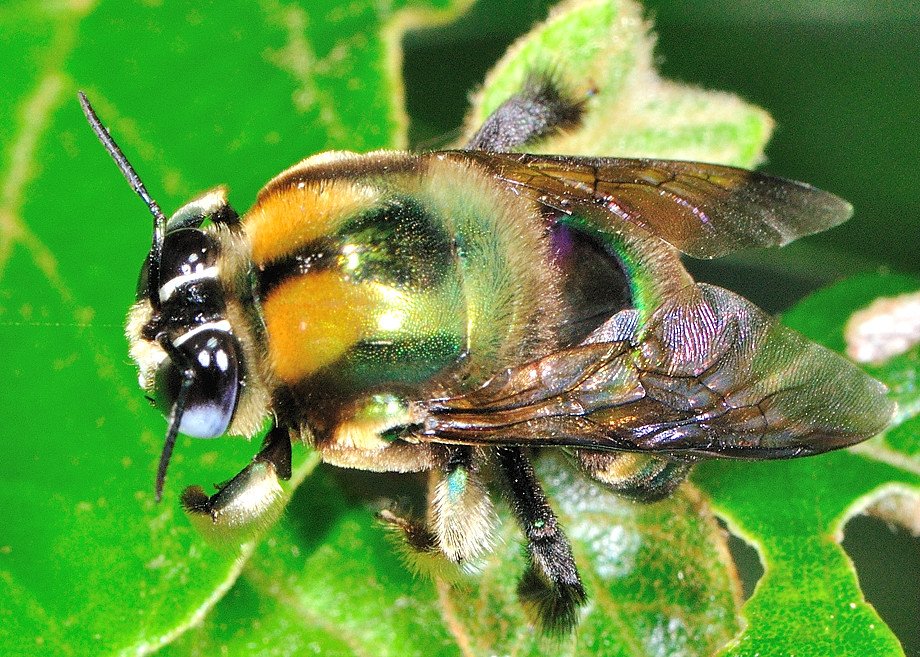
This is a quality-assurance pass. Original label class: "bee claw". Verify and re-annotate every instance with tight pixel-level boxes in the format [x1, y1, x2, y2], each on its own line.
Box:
[179, 484, 213, 517]
[377, 508, 439, 554]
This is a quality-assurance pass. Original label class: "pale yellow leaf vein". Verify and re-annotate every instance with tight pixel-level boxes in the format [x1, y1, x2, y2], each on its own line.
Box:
[0, 74, 139, 412]
[853, 441, 920, 477]
[260, 0, 352, 146]
[132, 542, 258, 657]
[0, 75, 67, 284]
[434, 576, 476, 657]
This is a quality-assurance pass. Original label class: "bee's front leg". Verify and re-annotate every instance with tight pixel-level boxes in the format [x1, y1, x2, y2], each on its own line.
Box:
[496, 447, 587, 634]
[181, 424, 292, 531]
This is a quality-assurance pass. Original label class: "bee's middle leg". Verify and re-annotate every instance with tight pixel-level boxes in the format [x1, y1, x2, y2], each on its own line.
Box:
[380, 445, 497, 567]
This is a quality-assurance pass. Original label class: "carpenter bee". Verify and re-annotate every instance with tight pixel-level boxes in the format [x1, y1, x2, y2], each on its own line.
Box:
[79, 76, 893, 634]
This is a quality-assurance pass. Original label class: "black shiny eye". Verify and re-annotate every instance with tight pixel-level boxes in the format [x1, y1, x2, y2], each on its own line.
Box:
[159, 229, 220, 285]
[136, 253, 152, 301]
[153, 329, 241, 438]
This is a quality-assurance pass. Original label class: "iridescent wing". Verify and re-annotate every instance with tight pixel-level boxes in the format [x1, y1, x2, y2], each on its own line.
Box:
[413, 284, 894, 459]
[451, 151, 853, 259]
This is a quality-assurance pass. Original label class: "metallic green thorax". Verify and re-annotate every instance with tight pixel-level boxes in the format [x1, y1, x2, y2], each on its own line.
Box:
[247, 151, 677, 444]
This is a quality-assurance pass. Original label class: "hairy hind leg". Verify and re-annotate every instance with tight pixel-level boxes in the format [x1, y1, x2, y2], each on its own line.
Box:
[466, 73, 586, 152]
[496, 446, 587, 634]
[379, 446, 496, 573]
[572, 450, 692, 502]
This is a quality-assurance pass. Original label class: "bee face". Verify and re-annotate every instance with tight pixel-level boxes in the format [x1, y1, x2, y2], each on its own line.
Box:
[80, 73, 894, 635]
[126, 225, 242, 439]
[109, 178, 269, 498]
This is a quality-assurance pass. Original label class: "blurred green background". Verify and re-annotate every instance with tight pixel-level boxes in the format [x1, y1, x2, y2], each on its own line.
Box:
[402, 0, 920, 650]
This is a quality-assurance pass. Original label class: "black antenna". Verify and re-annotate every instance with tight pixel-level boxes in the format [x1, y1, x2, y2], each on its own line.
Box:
[80, 91, 182, 502]
[78, 91, 167, 306]
[155, 336, 196, 503]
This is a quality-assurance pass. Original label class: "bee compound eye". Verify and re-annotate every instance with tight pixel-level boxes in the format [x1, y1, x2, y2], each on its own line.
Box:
[159, 228, 220, 285]
[154, 329, 241, 438]
[136, 253, 152, 301]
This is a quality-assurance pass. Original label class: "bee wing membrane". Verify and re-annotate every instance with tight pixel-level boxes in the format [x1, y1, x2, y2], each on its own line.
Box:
[456, 151, 853, 259]
[417, 284, 894, 459]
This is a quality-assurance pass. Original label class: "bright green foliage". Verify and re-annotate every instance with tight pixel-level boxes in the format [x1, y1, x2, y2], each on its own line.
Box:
[466, 0, 772, 167]
[695, 272, 920, 657]
[1, 1, 916, 656]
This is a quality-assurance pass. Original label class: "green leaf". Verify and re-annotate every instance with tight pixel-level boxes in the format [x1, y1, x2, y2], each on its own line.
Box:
[464, 0, 772, 167]
[0, 0, 470, 655]
[694, 272, 920, 657]
[3, 0, 917, 656]
[161, 457, 742, 657]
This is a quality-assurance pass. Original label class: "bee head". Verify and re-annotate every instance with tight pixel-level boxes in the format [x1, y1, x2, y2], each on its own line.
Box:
[79, 92, 243, 502]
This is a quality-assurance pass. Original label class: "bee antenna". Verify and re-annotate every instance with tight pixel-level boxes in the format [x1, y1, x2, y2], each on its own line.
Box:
[154, 335, 195, 502]
[155, 412, 180, 503]
[78, 91, 167, 305]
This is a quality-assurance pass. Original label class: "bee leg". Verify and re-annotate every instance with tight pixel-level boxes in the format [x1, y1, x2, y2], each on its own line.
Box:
[572, 450, 692, 502]
[380, 446, 497, 571]
[181, 425, 292, 530]
[496, 446, 587, 634]
[377, 508, 440, 556]
[428, 446, 497, 563]
[466, 73, 585, 152]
